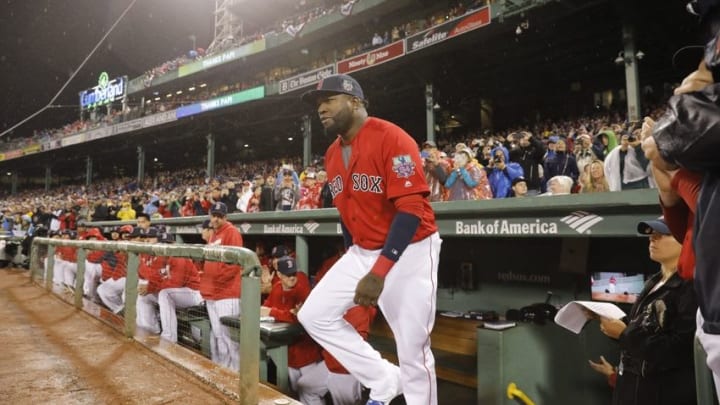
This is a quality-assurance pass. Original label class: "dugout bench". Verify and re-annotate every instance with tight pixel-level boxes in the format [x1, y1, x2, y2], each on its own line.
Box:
[221, 315, 304, 393]
[369, 313, 480, 389]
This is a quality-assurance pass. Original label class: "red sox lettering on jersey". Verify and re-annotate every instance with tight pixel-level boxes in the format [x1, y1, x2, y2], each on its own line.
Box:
[324, 117, 437, 249]
[352, 173, 383, 193]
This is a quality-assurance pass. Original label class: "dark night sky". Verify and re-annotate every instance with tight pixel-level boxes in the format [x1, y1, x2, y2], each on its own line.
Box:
[0, 0, 215, 137]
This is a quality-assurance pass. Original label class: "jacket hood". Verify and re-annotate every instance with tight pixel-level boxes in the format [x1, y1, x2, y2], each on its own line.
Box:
[491, 145, 510, 162]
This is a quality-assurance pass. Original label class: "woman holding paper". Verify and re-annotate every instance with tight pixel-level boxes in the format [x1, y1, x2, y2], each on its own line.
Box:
[592, 217, 697, 405]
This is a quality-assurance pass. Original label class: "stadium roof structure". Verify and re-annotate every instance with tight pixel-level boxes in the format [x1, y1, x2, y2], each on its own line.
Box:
[0, 0, 701, 182]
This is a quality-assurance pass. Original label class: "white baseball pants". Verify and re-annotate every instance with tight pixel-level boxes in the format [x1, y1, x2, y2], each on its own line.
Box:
[158, 287, 203, 342]
[136, 293, 161, 334]
[299, 232, 441, 405]
[289, 360, 330, 405]
[83, 261, 102, 301]
[327, 371, 364, 405]
[97, 277, 126, 313]
[54, 258, 77, 288]
[697, 310, 720, 399]
[206, 298, 240, 371]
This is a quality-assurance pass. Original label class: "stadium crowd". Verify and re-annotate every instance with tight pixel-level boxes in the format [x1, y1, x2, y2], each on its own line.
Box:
[1, 106, 662, 238]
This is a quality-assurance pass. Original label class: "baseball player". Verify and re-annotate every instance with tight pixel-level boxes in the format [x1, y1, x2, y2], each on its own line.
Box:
[201, 202, 243, 371]
[96, 225, 133, 313]
[261, 256, 327, 404]
[298, 74, 442, 405]
[136, 232, 203, 341]
[53, 230, 78, 289]
[136, 227, 167, 332]
[81, 228, 107, 303]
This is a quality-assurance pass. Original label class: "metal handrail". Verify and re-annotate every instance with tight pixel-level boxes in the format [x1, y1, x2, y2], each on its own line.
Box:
[30, 237, 262, 405]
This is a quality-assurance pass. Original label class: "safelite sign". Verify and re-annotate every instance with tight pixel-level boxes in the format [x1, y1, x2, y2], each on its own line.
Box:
[79, 72, 127, 110]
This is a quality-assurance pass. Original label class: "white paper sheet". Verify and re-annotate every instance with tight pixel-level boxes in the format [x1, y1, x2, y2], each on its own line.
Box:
[554, 301, 626, 334]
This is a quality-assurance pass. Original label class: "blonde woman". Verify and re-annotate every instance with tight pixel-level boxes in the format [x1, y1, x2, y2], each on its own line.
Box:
[580, 160, 610, 193]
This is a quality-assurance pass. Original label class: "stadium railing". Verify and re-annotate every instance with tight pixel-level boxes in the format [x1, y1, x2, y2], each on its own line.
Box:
[28, 237, 267, 405]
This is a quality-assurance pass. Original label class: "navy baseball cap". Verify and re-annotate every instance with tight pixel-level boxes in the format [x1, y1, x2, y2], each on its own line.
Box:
[276, 256, 297, 276]
[511, 176, 527, 187]
[301, 74, 365, 105]
[637, 217, 671, 235]
[210, 202, 228, 216]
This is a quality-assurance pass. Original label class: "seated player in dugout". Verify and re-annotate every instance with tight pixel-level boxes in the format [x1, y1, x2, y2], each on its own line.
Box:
[82, 227, 107, 305]
[260, 244, 304, 295]
[95, 226, 132, 314]
[261, 256, 328, 405]
[137, 232, 203, 343]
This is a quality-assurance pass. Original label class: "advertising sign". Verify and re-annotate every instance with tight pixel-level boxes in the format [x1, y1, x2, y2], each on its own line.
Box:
[178, 38, 267, 77]
[176, 86, 265, 119]
[79, 72, 127, 110]
[406, 6, 491, 53]
[337, 41, 405, 74]
[279, 65, 335, 94]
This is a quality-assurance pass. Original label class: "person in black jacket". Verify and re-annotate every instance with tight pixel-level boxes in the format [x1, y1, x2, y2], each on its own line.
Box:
[644, 1, 720, 397]
[595, 217, 697, 405]
[508, 131, 545, 195]
[317, 170, 334, 208]
[260, 174, 276, 212]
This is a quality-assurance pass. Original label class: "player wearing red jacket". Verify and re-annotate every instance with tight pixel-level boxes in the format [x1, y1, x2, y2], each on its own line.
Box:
[94, 225, 133, 312]
[298, 74, 442, 405]
[261, 256, 327, 404]
[136, 227, 169, 331]
[81, 228, 106, 303]
[202, 202, 243, 371]
[96, 248, 128, 314]
[136, 232, 203, 342]
[53, 230, 78, 289]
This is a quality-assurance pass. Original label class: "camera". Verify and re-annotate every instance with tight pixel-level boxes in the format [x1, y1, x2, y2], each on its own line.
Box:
[493, 156, 503, 163]
[627, 135, 637, 142]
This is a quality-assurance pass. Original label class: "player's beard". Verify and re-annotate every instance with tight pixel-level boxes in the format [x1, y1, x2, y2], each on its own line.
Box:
[322, 105, 354, 138]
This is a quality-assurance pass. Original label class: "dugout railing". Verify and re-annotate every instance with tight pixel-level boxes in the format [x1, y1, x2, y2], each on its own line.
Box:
[57, 189, 719, 403]
[28, 237, 270, 405]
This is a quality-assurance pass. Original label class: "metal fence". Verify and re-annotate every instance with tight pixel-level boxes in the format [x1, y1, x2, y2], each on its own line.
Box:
[29, 237, 264, 405]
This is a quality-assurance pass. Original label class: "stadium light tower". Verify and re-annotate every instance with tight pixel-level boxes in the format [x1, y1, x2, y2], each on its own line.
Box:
[208, 0, 243, 54]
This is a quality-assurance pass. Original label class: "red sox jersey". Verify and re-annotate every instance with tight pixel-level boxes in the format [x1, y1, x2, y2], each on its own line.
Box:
[324, 117, 437, 249]
[201, 221, 244, 300]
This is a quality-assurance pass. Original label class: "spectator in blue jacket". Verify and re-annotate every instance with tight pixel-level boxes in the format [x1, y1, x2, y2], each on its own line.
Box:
[544, 138, 580, 186]
[486, 146, 524, 198]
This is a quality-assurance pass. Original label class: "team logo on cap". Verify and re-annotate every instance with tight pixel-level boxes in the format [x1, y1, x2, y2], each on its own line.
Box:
[342, 79, 354, 92]
[392, 154, 416, 178]
[215, 203, 222, 210]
